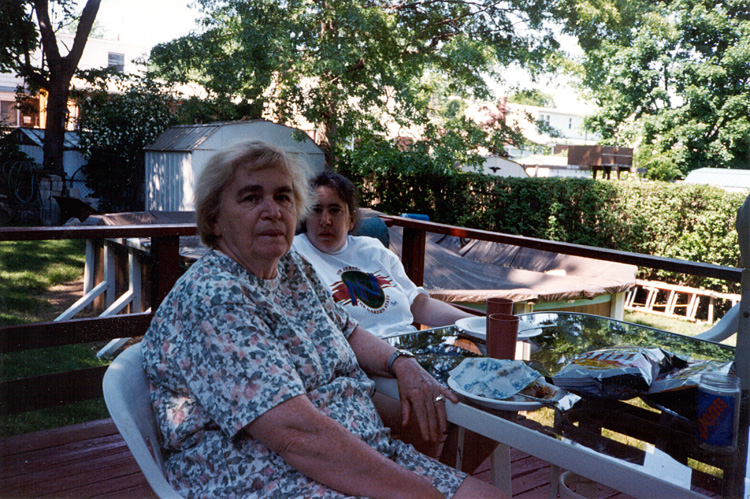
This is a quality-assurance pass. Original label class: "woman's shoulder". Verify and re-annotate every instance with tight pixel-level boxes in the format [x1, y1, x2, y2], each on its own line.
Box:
[349, 234, 389, 251]
[347, 235, 396, 263]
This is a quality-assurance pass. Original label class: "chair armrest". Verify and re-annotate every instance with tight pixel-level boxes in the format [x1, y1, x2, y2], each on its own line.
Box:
[373, 376, 399, 400]
[694, 303, 740, 342]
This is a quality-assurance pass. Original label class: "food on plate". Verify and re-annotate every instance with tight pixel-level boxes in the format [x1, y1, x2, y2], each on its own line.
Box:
[519, 379, 558, 400]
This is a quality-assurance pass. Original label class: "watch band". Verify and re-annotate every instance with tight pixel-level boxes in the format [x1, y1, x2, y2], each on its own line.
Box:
[387, 349, 415, 377]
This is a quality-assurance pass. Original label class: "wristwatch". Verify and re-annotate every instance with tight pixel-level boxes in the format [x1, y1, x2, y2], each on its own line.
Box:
[387, 349, 415, 377]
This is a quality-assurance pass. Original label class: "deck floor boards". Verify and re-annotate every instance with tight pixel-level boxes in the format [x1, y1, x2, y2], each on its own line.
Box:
[1, 418, 638, 498]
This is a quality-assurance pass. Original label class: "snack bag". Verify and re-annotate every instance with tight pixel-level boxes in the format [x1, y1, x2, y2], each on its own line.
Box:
[552, 346, 680, 399]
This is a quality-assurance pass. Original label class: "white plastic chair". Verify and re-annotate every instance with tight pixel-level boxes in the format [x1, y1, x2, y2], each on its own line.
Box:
[694, 302, 740, 342]
[558, 471, 598, 499]
[102, 343, 183, 499]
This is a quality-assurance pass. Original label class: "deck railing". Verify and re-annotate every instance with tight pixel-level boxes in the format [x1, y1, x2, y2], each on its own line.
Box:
[0, 224, 194, 416]
[0, 217, 742, 417]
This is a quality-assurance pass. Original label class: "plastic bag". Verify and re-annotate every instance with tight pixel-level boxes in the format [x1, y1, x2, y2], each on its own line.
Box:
[552, 346, 682, 399]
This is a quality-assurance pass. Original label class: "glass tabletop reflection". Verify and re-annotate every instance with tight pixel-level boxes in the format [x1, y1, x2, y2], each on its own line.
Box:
[384, 312, 743, 498]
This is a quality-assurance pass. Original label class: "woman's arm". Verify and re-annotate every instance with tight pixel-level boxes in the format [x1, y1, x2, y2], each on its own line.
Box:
[410, 293, 474, 327]
[245, 393, 445, 499]
[348, 326, 457, 442]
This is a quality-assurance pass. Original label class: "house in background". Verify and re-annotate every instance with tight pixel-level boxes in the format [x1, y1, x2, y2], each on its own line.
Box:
[503, 102, 599, 159]
[684, 168, 750, 192]
[144, 120, 325, 211]
[463, 97, 601, 177]
[1, 33, 149, 131]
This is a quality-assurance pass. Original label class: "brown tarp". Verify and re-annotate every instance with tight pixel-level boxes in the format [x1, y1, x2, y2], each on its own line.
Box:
[388, 227, 636, 304]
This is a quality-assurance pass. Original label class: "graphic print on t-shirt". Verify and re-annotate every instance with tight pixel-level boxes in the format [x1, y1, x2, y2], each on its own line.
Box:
[331, 269, 395, 312]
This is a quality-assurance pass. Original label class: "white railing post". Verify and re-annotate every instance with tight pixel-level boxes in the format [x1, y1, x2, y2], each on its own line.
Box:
[83, 239, 95, 296]
[96, 243, 145, 358]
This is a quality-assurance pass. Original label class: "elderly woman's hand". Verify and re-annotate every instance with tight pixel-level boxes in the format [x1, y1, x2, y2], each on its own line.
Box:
[390, 356, 459, 442]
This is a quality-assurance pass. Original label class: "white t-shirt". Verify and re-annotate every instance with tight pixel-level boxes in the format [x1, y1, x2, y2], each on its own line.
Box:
[293, 233, 427, 337]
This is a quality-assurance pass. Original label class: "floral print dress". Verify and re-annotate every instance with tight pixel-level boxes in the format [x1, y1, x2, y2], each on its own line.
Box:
[142, 249, 466, 499]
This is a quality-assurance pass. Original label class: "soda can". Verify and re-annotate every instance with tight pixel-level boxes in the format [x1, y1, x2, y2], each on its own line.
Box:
[695, 372, 740, 450]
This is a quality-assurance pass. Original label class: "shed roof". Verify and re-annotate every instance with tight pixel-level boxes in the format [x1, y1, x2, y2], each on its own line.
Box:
[684, 168, 750, 191]
[144, 120, 320, 154]
[143, 123, 221, 152]
[8, 128, 80, 150]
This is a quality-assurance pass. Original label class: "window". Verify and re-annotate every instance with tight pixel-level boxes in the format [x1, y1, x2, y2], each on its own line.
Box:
[569, 118, 573, 129]
[1, 100, 18, 126]
[108, 52, 125, 72]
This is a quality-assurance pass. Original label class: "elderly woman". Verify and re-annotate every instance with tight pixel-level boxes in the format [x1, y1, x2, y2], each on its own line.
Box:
[293, 171, 474, 338]
[142, 141, 504, 499]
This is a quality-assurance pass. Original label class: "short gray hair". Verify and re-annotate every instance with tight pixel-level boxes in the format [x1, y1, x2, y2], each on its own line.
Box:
[195, 140, 314, 248]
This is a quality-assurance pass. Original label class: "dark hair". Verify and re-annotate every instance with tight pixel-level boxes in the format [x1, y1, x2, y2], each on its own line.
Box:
[303, 170, 361, 233]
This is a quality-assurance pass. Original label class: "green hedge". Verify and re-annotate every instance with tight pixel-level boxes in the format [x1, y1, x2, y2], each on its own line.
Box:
[339, 168, 745, 293]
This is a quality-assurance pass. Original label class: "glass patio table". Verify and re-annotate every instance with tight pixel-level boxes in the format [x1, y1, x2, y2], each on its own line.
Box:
[374, 312, 748, 499]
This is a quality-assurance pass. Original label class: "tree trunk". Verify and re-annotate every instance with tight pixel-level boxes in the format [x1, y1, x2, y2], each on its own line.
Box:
[33, 0, 101, 186]
[316, 79, 339, 168]
[42, 78, 69, 176]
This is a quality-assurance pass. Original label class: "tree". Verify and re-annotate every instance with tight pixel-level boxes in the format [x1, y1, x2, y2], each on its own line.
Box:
[75, 70, 177, 212]
[508, 89, 555, 108]
[0, 0, 100, 179]
[150, 0, 562, 167]
[560, 0, 750, 179]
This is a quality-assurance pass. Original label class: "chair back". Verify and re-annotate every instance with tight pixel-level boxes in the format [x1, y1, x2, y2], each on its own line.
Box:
[102, 343, 183, 499]
[353, 216, 390, 247]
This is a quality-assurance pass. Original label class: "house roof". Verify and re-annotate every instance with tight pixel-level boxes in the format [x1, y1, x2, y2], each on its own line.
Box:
[684, 168, 750, 191]
[8, 128, 80, 150]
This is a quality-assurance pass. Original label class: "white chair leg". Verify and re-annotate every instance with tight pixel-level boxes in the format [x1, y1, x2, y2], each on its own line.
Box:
[490, 443, 512, 497]
[455, 426, 465, 470]
[549, 464, 561, 499]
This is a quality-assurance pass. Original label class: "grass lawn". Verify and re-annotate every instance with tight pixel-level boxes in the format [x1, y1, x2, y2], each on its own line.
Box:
[0, 239, 87, 326]
[624, 309, 736, 346]
[0, 239, 111, 437]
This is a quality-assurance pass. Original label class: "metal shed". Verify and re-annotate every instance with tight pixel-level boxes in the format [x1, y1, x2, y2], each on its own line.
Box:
[144, 120, 325, 211]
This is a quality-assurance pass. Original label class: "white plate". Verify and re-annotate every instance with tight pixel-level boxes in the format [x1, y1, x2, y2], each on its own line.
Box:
[455, 316, 543, 340]
[447, 376, 555, 411]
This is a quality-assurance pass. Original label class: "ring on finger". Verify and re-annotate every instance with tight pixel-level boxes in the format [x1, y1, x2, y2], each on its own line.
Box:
[434, 394, 445, 403]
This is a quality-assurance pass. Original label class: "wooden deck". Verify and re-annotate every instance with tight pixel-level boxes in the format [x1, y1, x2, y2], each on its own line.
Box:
[0, 418, 638, 499]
